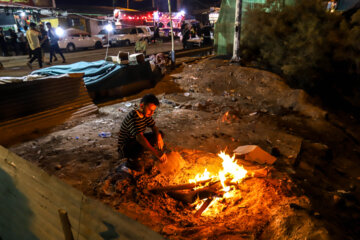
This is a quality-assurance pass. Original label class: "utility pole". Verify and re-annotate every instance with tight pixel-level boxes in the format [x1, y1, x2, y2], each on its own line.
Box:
[168, 0, 175, 66]
[127, 0, 129, 8]
[231, 0, 242, 62]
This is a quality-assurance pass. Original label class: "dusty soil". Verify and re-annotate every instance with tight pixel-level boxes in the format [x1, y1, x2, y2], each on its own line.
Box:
[10, 57, 360, 239]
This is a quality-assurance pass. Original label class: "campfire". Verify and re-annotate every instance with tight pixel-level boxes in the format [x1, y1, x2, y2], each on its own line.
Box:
[151, 151, 248, 217]
[190, 151, 248, 217]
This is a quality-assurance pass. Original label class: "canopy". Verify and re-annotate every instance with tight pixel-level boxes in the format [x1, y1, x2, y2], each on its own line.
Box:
[64, 28, 90, 36]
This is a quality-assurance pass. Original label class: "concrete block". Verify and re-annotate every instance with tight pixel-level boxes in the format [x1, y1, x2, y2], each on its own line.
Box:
[233, 145, 277, 165]
[117, 51, 129, 65]
[129, 53, 145, 64]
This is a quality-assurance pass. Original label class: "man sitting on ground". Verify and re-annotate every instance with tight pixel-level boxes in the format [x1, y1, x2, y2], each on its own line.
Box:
[118, 94, 167, 174]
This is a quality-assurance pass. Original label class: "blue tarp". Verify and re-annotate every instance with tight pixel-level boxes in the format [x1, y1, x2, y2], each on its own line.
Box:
[32, 60, 123, 87]
[32, 60, 156, 92]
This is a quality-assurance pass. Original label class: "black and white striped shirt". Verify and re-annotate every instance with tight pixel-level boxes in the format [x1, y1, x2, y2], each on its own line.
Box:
[118, 109, 155, 151]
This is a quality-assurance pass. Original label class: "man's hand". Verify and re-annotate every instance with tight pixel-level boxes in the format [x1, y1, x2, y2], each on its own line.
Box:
[159, 153, 167, 163]
[157, 134, 164, 151]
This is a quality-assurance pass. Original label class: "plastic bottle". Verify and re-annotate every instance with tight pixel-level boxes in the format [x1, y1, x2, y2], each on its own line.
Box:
[99, 132, 112, 138]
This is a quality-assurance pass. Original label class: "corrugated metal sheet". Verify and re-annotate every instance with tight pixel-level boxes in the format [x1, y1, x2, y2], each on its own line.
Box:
[0, 74, 98, 147]
[0, 145, 164, 240]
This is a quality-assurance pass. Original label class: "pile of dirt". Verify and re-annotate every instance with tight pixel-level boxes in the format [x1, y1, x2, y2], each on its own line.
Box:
[95, 149, 321, 240]
[10, 57, 360, 239]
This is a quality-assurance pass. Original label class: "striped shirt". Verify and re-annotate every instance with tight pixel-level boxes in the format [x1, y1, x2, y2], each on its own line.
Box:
[118, 109, 155, 152]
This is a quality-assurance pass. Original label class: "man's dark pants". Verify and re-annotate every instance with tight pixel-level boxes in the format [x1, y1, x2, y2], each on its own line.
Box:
[50, 43, 65, 63]
[119, 132, 163, 171]
[29, 47, 42, 68]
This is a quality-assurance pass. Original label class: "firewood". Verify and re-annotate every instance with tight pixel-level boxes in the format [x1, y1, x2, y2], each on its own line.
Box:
[194, 198, 214, 217]
[149, 178, 213, 193]
[167, 181, 223, 204]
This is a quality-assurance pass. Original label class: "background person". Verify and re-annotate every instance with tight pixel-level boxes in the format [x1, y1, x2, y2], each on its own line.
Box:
[26, 22, 42, 69]
[17, 29, 27, 55]
[46, 22, 65, 64]
[39, 24, 56, 64]
[0, 27, 9, 56]
[8, 28, 19, 55]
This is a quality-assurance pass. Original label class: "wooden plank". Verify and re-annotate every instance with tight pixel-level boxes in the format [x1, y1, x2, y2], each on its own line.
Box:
[0, 146, 164, 240]
[78, 197, 164, 240]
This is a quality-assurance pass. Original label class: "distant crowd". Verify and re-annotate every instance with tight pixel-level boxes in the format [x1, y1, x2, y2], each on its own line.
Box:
[180, 22, 213, 49]
[0, 22, 65, 69]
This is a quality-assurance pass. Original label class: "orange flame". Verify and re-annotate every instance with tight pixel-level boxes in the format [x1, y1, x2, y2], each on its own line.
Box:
[189, 151, 248, 216]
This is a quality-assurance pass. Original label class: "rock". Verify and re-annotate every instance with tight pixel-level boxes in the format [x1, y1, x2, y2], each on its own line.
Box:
[55, 164, 62, 170]
[250, 168, 269, 178]
[294, 141, 332, 169]
[156, 151, 185, 176]
[184, 103, 192, 109]
[298, 161, 315, 173]
[307, 228, 330, 240]
[233, 145, 277, 165]
[277, 89, 327, 119]
[333, 195, 341, 204]
[271, 147, 281, 157]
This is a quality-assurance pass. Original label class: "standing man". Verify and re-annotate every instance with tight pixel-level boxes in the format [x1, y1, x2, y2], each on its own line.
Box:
[152, 23, 160, 43]
[118, 94, 167, 173]
[39, 24, 57, 64]
[46, 22, 65, 64]
[26, 22, 42, 69]
[17, 29, 27, 55]
[182, 23, 190, 49]
[9, 29, 19, 55]
[24, 25, 32, 59]
[0, 27, 9, 56]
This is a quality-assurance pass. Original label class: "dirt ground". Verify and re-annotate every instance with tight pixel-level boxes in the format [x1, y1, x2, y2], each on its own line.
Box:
[10, 57, 360, 239]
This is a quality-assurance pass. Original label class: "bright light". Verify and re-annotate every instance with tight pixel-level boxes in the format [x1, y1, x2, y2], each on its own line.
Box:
[105, 24, 113, 32]
[153, 11, 159, 21]
[55, 27, 64, 37]
[180, 10, 185, 15]
[20, 12, 26, 17]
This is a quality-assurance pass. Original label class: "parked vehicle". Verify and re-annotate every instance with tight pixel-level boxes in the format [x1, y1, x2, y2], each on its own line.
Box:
[137, 25, 154, 39]
[95, 29, 113, 45]
[159, 28, 181, 38]
[58, 28, 103, 52]
[109, 26, 151, 46]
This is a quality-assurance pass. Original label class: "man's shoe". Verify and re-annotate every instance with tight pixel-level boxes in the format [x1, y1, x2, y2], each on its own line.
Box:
[26, 62, 32, 70]
[54, 58, 58, 62]
[46, 62, 51, 65]
[62, 60, 66, 63]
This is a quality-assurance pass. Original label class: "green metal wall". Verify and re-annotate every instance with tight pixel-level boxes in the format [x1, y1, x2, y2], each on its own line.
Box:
[214, 0, 295, 55]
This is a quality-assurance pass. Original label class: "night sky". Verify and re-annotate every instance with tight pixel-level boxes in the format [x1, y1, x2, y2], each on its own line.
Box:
[56, 0, 221, 12]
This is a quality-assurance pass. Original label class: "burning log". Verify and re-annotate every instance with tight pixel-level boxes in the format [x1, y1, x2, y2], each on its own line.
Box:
[194, 198, 214, 218]
[149, 179, 213, 193]
[167, 181, 223, 204]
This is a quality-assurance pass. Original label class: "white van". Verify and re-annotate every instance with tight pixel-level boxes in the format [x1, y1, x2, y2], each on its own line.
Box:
[109, 26, 151, 46]
[58, 28, 103, 52]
